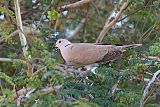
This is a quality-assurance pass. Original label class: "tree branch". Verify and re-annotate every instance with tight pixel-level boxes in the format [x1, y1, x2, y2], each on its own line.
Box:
[0, 26, 40, 46]
[59, 0, 92, 12]
[67, 18, 86, 40]
[96, 1, 130, 43]
[140, 70, 160, 107]
[14, 0, 28, 57]
[0, 58, 26, 63]
[117, 5, 144, 22]
[139, 25, 155, 43]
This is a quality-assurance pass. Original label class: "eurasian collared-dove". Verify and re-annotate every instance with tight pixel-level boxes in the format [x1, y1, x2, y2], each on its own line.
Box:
[55, 39, 142, 66]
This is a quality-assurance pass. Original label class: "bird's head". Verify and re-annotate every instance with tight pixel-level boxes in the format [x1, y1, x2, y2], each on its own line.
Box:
[55, 39, 71, 49]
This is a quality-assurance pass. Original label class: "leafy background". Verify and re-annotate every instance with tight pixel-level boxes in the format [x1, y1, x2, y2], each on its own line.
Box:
[0, 0, 160, 106]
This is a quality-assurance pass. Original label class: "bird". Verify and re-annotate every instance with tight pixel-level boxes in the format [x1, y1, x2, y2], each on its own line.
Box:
[55, 39, 142, 66]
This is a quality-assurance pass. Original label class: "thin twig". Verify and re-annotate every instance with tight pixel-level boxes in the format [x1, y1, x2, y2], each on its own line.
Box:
[67, 18, 86, 40]
[117, 7, 142, 22]
[117, 5, 155, 22]
[91, 1, 103, 25]
[139, 25, 155, 43]
[0, 26, 40, 46]
[36, 0, 54, 29]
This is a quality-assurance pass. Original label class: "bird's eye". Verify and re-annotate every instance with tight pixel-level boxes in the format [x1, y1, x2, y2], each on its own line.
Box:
[59, 41, 61, 43]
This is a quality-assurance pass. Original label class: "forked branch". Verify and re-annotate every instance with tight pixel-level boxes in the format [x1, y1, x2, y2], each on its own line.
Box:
[96, 1, 130, 43]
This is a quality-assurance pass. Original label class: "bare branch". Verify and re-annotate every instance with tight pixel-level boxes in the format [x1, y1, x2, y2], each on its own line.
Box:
[96, 1, 130, 43]
[147, 56, 160, 61]
[0, 58, 26, 63]
[117, 6, 144, 22]
[0, 26, 40, 46]
[116, 4, 155, 22]
[14, 0, 28, 57]
[59, 0, 92, 12]
[140, 70, 160, 107]
[40, 85, 62, 94]
[67, 18, 86, 40]
[139, 25, 155, 43]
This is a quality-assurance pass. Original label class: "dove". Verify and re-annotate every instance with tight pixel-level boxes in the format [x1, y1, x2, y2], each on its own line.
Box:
[55, 39, 142, 66]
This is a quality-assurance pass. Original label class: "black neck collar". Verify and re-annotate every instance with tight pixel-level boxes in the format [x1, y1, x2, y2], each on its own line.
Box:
[65, 44, 71, 47]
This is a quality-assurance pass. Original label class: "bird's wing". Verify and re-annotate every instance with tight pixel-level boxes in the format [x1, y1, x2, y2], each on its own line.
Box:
[67, 43, 122, 66]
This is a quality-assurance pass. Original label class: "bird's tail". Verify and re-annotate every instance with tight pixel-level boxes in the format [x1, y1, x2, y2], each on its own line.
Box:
[118, 44, 142, 50]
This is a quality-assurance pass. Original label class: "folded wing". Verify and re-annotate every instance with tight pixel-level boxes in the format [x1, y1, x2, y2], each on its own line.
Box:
[67, 43, 123, 66]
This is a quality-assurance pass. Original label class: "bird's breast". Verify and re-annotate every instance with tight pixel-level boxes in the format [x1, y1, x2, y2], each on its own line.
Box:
[60, 47, 73, 63]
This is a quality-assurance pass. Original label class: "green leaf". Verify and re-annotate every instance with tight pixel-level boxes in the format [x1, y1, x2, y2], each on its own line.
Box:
[47, 10, 60, 21]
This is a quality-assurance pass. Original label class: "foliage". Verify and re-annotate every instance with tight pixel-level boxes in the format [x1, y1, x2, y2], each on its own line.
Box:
[48, 10, 61, 21]
[0, 71, 14, 86]
[0, 0, 160, 106]
[149, 43, 160, 55]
